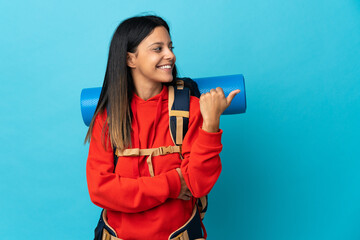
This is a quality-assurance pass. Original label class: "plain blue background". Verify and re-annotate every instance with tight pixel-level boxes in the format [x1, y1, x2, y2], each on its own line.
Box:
[1, 0, 359, 239]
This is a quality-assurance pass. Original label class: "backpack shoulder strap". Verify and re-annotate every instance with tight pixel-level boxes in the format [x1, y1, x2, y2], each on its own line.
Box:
[168, 79, 190, 146]
[169, 79, 209, 223]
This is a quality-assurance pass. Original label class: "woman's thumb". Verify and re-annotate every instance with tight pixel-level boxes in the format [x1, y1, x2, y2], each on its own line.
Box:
[226, 89, 241, 107]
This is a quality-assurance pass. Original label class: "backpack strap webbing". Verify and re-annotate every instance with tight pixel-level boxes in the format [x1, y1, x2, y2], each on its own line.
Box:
[168, 80, 190, 146]
[168, 80, 209, 234]
[197, 195, 208, 220]
[115, 146, 181, 177]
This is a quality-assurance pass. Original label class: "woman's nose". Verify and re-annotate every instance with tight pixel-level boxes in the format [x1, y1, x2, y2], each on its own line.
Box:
[164, 47, 175, 60]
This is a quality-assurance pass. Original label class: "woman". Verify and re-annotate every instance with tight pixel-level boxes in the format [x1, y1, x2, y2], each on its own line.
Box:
[85, 15, 240, 240]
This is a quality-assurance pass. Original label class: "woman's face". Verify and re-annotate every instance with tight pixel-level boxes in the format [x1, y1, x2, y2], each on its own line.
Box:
[127, 26, 176, 85]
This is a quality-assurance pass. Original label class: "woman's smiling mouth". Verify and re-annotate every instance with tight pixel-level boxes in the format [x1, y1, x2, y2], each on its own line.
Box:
[157, 64, 172, 71]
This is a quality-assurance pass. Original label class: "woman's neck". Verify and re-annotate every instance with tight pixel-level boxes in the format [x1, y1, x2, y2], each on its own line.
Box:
[133, 80, 163, 101]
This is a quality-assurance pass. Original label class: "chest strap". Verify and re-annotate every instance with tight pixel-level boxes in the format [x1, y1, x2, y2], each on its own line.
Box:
[115, 145, 181, 177]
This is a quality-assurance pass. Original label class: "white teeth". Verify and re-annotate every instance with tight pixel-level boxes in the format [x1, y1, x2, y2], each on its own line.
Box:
[158, 65, 171, 69]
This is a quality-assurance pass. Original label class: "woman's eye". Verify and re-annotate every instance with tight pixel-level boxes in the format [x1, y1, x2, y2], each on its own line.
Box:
[153, 46, 175, 52]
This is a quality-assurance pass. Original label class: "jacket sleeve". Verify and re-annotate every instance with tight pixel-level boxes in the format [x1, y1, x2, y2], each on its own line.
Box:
[180, 98, 223, 198]
[86, 113, 181, 213]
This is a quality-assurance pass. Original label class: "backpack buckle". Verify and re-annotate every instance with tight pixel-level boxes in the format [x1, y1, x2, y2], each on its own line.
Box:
[159, 146, 173, 155]
[176, 80, 184, 90]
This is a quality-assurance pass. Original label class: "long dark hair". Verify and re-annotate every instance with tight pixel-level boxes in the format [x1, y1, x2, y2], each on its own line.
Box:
[84, 15, 178, 150]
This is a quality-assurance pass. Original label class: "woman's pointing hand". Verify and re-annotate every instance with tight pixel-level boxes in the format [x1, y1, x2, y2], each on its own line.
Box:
[199, 87, 240, 133]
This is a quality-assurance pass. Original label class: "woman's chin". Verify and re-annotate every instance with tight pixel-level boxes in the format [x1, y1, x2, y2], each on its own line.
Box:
[160, 76, 174, 83]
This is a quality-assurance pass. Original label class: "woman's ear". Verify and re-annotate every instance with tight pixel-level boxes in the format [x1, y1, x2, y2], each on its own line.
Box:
[127, 52, 136, 68]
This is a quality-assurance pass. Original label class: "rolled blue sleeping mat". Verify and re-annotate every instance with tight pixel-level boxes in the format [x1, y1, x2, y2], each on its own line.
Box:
[81, 74, 246, 126]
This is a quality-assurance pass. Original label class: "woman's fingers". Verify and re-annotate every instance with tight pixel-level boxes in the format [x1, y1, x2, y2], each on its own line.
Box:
[176, 168, 192, 200]
[202, 87, 240, 108]
[186, 189, 192, 197]
[216, 87, 225, 96]
[180, 188, 192, 200]
[210, 88, 217, 94]
[179, 195, 191, 201]
[178, 192, 191, 200]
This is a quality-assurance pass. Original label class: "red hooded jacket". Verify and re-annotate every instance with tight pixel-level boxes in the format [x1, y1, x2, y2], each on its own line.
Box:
[87, 85, 223, 239]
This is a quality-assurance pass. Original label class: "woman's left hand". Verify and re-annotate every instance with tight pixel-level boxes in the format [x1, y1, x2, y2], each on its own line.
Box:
[199, 87, 240, 133]
[176, 168, 192, 201]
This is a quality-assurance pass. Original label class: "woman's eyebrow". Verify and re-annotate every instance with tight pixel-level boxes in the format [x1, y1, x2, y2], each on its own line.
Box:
[148, 41, 173, 47]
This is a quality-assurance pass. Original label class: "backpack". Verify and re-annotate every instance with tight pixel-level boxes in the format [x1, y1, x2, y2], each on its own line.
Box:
[95, 78, 208, 240]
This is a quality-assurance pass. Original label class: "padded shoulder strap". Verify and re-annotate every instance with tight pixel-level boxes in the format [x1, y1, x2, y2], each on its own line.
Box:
[168, 80, 190, 146]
